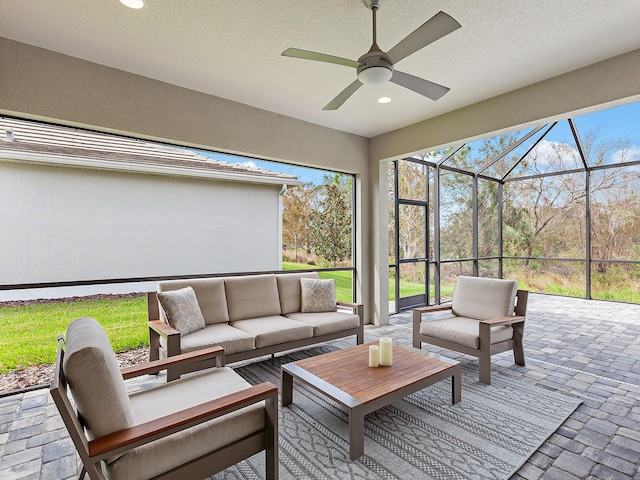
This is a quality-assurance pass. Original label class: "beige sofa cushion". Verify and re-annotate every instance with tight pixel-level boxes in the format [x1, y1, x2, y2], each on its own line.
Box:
[63, 317, 135, 440]
[157, 287, 205, 335]
[231, 315, 313, 348]
[176, 323, 255, 355]
[286, 311, 360, 337]
[276, 271, 319, 314]
[158, 278, 229, 325]
[420, 316, 513, 349]
[452, 276, 517, 320]
[225, 274, 281, 321]
[105, 367, 265, 480]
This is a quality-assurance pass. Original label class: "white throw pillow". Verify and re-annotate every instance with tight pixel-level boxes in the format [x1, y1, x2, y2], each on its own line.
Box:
[157, 286, 205, 335]
[300, 278, 337, 313]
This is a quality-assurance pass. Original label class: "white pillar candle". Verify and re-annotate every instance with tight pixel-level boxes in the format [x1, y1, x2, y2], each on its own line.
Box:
[379, 337, 393, 366]
[368, 345, 380, 367]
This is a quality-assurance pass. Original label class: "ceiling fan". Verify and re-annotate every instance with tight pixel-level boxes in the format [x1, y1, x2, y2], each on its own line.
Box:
[282, 0, 461, 110]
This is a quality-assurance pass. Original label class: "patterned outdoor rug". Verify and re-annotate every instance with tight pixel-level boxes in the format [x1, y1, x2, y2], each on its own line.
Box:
[210, 344, 581, 480]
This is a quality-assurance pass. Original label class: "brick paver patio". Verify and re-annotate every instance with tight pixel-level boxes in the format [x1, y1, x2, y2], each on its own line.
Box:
[1, 293, 639, 479]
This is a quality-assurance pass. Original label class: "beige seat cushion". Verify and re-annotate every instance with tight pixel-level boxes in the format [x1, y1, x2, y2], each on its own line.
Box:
[63, 317, 135, 441]
[158, 277, 229, 325]
[104, 367, 265, 480]
[173, 323, 255, 355]
[452, 276, 517, 320]
[225, 274, 282, 321]
[420, 316, 513, 349]
[285, 311, 360, 337]
[276, 272, 319, 314]
[231, 315, 313, 348]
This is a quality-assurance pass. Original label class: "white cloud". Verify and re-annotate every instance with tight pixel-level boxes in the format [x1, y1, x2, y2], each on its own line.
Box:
[526, 140, 580, 169]
[610, 145, 640, 164]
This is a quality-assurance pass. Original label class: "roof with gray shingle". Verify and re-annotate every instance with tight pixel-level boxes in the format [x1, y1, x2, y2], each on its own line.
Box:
[0, 117, 298, 185]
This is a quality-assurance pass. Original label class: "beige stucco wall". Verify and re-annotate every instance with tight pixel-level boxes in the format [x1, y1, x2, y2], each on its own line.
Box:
[0, 161, 284, 284]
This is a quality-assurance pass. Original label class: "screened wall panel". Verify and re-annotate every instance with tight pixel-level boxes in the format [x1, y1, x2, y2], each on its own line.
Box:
[504, 174, 586, 259]
[478, 260, 499, 279]
[398, 205, 426, 260]
[439, 171, 473, 260]
[590, 166, 640, 261]
[591, 262, 640, 302]
[478, 179, 500, 258]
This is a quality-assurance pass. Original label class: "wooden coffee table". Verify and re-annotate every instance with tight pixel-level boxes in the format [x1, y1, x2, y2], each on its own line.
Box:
[281, 341, 461, 460]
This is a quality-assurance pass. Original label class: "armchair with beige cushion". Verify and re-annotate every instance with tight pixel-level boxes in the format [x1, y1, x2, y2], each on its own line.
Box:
[413, 276, 528, 384]
[50, 317, 278, 480]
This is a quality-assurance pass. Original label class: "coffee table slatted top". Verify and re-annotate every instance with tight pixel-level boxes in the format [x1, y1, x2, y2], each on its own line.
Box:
[288, 342, 457, 404]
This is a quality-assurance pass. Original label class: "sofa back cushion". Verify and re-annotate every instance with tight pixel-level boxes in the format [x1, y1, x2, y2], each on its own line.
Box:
[276, 272, 320, 314]
[158, 278, 229, 325]
[63, 317, 135, 440]
[225, 274, 282, 321]
[452, 276, 517, 320]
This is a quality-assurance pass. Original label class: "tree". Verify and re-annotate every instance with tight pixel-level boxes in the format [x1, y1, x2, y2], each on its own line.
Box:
[282, 183, 315, 262]
[505, 136, 628, 262]
[309, 176, 352, 266]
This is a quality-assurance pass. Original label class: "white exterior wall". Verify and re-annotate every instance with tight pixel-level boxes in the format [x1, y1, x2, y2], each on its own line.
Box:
[0, 161, 282, 290]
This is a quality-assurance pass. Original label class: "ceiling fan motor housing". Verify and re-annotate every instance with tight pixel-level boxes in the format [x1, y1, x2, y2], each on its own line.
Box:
[357, 52, 393, 84]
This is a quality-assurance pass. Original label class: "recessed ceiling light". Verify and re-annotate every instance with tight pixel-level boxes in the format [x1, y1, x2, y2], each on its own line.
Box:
[377, 96, 392, 104]
[119, 0, 145, 9]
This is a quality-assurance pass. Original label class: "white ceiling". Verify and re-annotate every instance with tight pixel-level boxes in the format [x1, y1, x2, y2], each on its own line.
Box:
[2, 1, 639, 138]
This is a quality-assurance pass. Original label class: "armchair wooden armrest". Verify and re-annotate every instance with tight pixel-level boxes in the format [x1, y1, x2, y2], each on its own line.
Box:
[414, 304, 453, 314]
[89, 381, 278, 460]
[480, 315, 526, 327]
[121, 346, 225, 380]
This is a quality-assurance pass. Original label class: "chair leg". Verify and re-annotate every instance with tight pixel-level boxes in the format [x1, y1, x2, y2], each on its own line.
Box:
[412, 310, 422, 349]
[478, 352, 492, 385]
[478, 322, 492, 384]
[512, 321, 525, 366]
[265, 395, 279, 480]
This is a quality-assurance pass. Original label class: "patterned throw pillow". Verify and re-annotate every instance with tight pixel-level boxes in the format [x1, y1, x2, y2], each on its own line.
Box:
[300, 278, 337, 313]
[157, 286, 205, 335]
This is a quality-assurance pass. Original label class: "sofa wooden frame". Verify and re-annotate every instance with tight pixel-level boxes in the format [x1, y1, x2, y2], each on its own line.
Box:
[147, 292, 365, 381]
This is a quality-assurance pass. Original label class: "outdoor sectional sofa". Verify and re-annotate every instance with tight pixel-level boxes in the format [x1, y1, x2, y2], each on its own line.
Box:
[148, 271, 364, 381]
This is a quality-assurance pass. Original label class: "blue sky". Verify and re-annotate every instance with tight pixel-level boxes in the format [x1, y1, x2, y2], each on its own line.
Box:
[546, 101, 640, 144]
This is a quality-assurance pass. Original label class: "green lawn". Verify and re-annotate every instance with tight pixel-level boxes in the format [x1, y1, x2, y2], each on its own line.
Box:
[4, 265, 633, 373]
[282, 262, 353, 302]
[0, 296, 147, 373]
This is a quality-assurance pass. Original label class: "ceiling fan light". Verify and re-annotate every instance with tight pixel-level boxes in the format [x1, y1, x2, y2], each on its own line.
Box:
[358, 66, 392, 85]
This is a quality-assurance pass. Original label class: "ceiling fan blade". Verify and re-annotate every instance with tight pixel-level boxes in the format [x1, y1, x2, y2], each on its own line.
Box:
[282, 48, 359, 69]
[322, 80, 363, 110]
[390, 70, 450, 100]
[383, 11, 461, 65]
